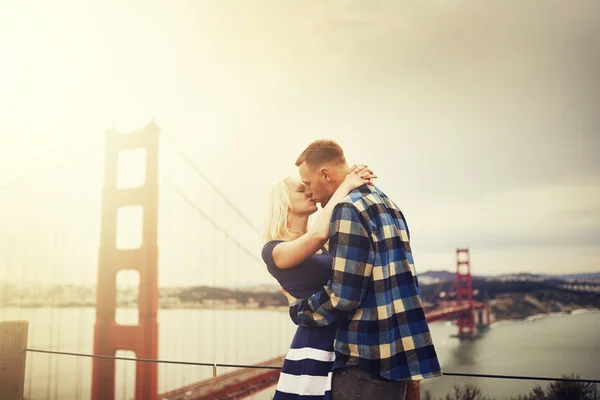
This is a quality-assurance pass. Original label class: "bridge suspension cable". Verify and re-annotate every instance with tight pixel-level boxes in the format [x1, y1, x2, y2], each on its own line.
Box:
[0, 132, 101, 177]
[160, 175, 261, 263]
[0, 142, 101, 193]
[161, 131, 262, 235]
[1, 131, 106, 399]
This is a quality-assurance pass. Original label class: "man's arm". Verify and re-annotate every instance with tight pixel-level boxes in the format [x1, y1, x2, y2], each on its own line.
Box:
[289, 202, 373, 327]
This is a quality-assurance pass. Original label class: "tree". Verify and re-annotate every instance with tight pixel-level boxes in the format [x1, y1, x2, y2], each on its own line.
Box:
[430, 376, 599, 400]
[546, 374, 599, 400]
[509, 374, 598, 400]
[423, 384, 494, 400]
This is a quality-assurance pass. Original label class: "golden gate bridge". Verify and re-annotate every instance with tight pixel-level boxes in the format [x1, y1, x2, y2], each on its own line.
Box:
[1, 123, 492, 399]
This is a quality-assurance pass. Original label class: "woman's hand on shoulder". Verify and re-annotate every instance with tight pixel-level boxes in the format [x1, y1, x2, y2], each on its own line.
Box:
[344, 163, 377, 190]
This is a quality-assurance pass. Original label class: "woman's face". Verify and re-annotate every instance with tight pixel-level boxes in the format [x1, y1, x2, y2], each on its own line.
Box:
[288, 181, 318, 216]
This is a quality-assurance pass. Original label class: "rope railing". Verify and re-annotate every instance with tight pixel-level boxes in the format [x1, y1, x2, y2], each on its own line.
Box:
[24, 347, 600, 384]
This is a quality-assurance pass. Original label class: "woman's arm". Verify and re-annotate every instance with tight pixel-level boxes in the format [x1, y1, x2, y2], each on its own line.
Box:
[271, 164, 376, 269]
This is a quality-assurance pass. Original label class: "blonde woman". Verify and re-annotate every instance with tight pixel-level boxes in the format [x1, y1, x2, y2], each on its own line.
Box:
[261, 164, 376, 400]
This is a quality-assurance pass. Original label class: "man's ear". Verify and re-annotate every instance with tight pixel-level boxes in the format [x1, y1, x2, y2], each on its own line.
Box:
[320, 167, 331, 183]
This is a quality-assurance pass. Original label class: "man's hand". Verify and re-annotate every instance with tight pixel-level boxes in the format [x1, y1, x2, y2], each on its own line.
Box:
[281, 288, 297, 306]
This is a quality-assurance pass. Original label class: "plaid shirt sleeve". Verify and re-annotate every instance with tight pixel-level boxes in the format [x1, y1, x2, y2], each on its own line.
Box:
[289, 203, 374, 327]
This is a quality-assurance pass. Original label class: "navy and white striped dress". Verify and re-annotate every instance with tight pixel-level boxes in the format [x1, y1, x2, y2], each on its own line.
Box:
[262, 240, 336, 400]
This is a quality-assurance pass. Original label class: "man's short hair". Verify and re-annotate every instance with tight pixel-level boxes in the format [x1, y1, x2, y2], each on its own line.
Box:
[295, 140, 346, 167]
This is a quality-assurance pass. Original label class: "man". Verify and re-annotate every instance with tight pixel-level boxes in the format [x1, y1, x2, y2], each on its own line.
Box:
[283, 139, 442, 399]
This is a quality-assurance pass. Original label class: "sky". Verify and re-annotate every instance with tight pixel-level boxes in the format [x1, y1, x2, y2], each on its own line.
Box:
[0, 0, 599, 288]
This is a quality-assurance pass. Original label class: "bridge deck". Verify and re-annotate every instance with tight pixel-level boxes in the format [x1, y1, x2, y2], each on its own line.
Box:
[157, 356, 285, 400]
[426, 302, 485, 322]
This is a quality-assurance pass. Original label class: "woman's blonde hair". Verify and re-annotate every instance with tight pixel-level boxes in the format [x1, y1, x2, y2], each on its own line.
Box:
[264, 177, 303, 242]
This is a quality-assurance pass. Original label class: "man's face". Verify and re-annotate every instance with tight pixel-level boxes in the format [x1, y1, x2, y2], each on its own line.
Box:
[298, 162, 329, 206]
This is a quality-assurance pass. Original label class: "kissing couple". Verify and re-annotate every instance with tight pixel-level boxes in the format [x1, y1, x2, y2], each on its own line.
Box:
[262, 139, 442, 400]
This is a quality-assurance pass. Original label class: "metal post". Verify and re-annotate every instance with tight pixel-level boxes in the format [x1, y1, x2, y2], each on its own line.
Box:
[0, 321, 29, 400]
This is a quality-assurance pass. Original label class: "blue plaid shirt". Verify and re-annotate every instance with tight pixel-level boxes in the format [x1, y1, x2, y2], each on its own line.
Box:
[290, 185, 443, 381]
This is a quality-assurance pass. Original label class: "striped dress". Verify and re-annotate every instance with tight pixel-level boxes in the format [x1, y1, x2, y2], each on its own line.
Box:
[261, 241, 336, 399]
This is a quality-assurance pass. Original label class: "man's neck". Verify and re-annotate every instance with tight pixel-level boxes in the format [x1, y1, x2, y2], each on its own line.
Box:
[324, 175, 346, 206]
[331, 163, 349, 189]
[317, 162, 350, 207]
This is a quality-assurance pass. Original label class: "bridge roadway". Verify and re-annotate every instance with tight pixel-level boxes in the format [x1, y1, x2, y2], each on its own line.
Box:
[426, 302, 485, 322]
[158, 356, 285, 400]
[157, 303, 486, 400]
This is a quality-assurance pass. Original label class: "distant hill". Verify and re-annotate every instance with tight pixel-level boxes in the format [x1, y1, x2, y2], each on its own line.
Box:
[418, 270, 483, 285]
[233, 283, 281, 293]
[419, 270, 600, 282]
[542, 272, 600, 281]
[419, 270, 453, 280]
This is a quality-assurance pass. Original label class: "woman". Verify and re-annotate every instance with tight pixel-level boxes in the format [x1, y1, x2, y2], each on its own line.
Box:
[261, 164, 376, 399]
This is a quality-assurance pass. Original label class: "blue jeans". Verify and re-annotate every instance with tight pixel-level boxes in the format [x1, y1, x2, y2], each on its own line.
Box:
[331, 367, 407, 400]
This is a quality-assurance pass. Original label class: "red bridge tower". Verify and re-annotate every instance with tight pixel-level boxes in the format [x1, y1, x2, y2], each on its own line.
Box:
[91, 122, 160, 399]
[455, 248, 475, 338]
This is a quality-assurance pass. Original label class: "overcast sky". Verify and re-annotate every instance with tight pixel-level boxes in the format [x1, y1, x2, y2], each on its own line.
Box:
[0, 0, 598, 288]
